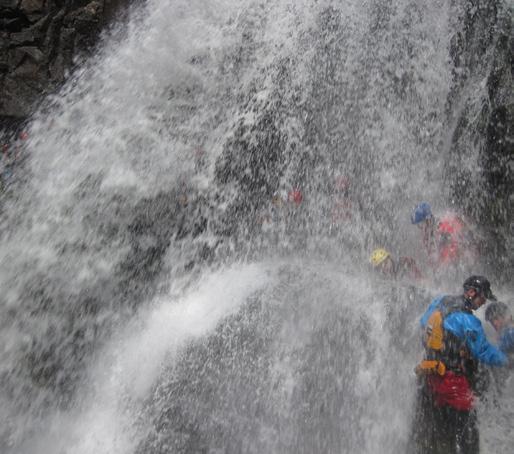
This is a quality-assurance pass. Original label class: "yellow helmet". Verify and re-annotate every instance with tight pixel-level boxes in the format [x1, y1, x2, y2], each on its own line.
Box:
[370, 248, 391, 267]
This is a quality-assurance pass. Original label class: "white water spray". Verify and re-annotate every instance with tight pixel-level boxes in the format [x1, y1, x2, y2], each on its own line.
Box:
[0, 0, 511, 453]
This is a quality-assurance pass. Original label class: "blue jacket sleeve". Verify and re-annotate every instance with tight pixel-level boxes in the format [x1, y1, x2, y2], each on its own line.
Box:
[499, 327, 514, 354]
[444, 313, 508, 367]
[420, 295, 445, 328]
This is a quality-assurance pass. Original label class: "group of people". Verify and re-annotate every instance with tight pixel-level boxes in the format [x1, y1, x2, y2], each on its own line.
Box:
[367, 203, 512, 452]
[368, 202, 512, 453]
[370, 201, 481, 285]
[257, 175, 356, 250]
[411, 275, 512, 453]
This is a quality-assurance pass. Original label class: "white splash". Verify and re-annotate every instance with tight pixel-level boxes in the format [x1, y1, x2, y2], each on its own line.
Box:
[35, 262, 275, 454]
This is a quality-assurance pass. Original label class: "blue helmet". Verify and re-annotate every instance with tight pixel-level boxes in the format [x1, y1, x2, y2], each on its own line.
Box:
[411, 202, 432, 224]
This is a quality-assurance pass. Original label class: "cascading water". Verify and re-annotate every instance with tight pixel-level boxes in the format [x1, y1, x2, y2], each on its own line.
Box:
[0, 1, 512, 453]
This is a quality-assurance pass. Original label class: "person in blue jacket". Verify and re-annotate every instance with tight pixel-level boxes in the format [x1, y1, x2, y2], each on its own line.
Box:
[485, 301, 514, 354]
[420, 277, 507, 367]
[412, 275, 507, 454]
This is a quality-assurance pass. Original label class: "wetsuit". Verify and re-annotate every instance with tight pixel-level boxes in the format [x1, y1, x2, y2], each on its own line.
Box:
[411, 295, 507, 454]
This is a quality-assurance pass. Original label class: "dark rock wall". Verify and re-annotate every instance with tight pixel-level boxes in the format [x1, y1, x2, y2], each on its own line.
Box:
[0, 0, 128, 122]
[446, 1, 513, 283]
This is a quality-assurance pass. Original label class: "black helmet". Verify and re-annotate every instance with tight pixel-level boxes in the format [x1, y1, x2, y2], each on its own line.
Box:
[485, 301, 510, 323]
[463, 275, 497, 301]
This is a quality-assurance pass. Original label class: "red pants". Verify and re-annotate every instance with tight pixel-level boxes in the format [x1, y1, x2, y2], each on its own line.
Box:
[426, 371, 474, 411]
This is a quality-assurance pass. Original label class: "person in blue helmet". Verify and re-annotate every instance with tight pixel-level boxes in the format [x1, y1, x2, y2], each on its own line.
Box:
[411, 275, 508, 454]
[411, 202, 438, 266]
[485, 301, 514, 355]
[412, 202, 482, 274]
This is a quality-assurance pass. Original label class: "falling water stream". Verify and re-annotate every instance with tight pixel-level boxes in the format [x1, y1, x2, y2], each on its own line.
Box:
[0, 1, 512, 453]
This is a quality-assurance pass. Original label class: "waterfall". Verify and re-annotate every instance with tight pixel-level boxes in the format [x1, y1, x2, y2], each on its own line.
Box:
[0, 1, 511, 453]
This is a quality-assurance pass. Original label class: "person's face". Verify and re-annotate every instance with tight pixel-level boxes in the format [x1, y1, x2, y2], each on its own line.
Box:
[466, 289, 486, 310]
[491, 318, 504, 332]
[492, 315, 512, 331]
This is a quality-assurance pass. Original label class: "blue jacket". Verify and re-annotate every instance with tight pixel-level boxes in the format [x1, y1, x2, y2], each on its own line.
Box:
[420, 295, 507, 367]
[499, 326, 514, 354]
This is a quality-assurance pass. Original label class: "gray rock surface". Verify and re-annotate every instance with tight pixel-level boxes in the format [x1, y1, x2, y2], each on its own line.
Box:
[446, 1, 513, 281]
[0, 0, 127, 121]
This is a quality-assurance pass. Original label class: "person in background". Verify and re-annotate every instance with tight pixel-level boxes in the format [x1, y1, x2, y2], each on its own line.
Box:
[413, 275, 507, 454]
[411, 202, 438, 266]
[330, 175, 353, 225]
[411, 202, 478, 277]
[370, 247, 423, 282]
[287, 188, 303, 205]
[485, 301, 514, 354]
[435, 212, 478, 270]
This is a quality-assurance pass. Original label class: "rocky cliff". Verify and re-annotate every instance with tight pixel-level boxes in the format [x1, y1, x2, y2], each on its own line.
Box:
[446, 1, 513, 281]
[0, 0, 126, 123]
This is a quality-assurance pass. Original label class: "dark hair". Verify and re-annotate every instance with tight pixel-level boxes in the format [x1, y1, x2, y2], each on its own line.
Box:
[485, 301, 510, 323]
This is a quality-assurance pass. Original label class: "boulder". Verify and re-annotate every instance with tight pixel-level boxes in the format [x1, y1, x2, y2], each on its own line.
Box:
[0, 0, 128, 120]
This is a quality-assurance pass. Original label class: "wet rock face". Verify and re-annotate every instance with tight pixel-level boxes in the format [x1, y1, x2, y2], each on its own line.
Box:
[446, 1, 513, 282]
[0, 0, 127, 121]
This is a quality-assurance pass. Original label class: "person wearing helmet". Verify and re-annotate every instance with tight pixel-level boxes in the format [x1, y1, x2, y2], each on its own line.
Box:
[287, 188, 303, 205]
[411, 203, 479, 279]
[412, 276, 507, 454]
[370, 248, 422, 282]
[370, 248, 393, 274]
[411, 202, 438, 266]
[485, 301, 514, 355]
[411, 202, 433, 225]
[436, 214, 466, 260]
[435, 212, 479, 273]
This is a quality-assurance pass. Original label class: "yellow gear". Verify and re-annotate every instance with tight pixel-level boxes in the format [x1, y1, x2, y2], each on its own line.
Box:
[425, 310, 444, 351]
[370, 248, 391, 267]
[415, 360, 446, 376]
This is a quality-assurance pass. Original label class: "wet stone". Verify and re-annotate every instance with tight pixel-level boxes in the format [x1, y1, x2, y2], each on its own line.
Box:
[65, 1, 103, 25]
[0, 0, 20, 9]
[20, 0, 44, 14]
[26, 12, 45, 23]
[48, 51, 64, 82]
[1, 16, 27, 32]
[2, 76, 36, 117]
[10, 29, 36, 45]
[10, 45, 44, 69]
[17, 46, 44, 62]
[13, 60, 37, 77]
